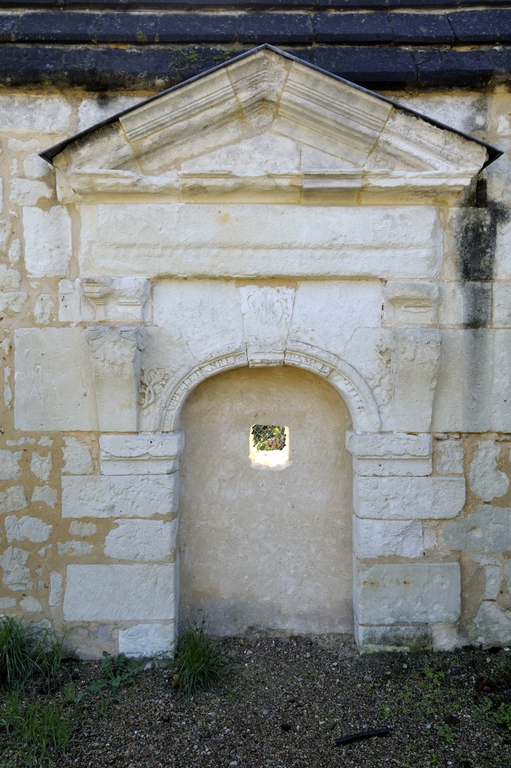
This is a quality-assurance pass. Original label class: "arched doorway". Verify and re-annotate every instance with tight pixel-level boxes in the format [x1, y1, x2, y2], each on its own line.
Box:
[178, 365, 353, 635]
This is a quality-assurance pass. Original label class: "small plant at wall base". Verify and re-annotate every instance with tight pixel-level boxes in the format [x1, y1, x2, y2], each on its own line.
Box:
[170, 618, 227, 694]
[89, 652, 146, 693]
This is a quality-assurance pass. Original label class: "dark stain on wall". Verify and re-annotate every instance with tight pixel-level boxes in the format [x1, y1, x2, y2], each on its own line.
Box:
[456, 178, 508, 328]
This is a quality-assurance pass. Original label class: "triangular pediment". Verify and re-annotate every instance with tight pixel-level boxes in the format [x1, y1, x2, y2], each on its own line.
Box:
[45, 46, 498, 204]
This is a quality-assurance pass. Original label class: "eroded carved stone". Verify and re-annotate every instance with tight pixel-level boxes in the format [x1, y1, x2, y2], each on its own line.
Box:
[384, 282, 440, 326]
[99, 433, 184, 475]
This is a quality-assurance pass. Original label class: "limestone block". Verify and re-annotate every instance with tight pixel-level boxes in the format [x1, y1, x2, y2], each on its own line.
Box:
[470, 441, 509, 502]
[99, 433, 184, 475]
[0, 264, 21, 291]
[10, 179, 52, 207]
[58, 280, 82, 323]
[34, 294, 54, 325]
[346, 431, 432, 477]
[493, 283, 511, 327]
[354, 475, 465, 519]
[49, 572, 63, 607]
[87, 326, 142, 432]
[355, 561, 461, 625]
[64, 623, 118, 660]
[390, 327, 441, 433]
[0, 94, 71, 133]
[78, 204, 441, 280]
[0, 449, 21, 481]
[62, 474, 178, 519]
[8, 239, 21, 265]
[4, 515, 52, 543]
[78, 96, 140, 132]
[153, 279, 244, 361]
[69, 522, 96, 536]
[443, 505, 511, 552]
[23, 206, 72, 278]
[434, 440, 464, 475]
[14, 328, 97, 432]
[0, 486, 28, 514]
[30, 453, 52, 483]
[0, 292, 27, 315]
[384, 282, 440, 326]
[0, 598, 16, 609]
[288, 281, 383, 358]
[62, 438, 93, 475]
[355, 622, 431, 653]
[239, 285, 295, 359]
[354, 516, 424, 558]
[0, 218, 11, 253]
[24, 152, 53, 181]
[431, 623, 463, 651]
[63, 564, 174, 621]
[0, 547, 32, 591]
[438, 283, 464, 327]
[397, 95, 487, 136]
[31, 486, 57, 508]
[20, 596, 42, 613]
[182, 133, 300, 175]
[471, 601, 511, 646]
[118, 622, 175, 658]
[104, 519, 176, 561]
[57, 541, 93, 555]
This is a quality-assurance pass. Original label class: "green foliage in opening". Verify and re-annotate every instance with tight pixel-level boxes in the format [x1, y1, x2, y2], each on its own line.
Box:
[251, 425, 286, 452]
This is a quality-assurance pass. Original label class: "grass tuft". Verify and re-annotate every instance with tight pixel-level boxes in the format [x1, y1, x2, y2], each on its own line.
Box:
[172, 617, 227, 694]
[0, 616, 65, 691]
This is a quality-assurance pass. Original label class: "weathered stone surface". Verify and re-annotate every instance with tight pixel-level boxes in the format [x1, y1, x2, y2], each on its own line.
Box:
[59, 277, 151, 324]
[431, 623, 463, 651]
[24, 152, 52, 181]
[30, 453, 52, 483]
[471, 601, 511, 646]
[78, 204, 442, 280]
[0, 449, 21, 481]
[347, 432, 432, 476]
[63, 438, 93, 476]
[470, 441, 509, 502]
[390, 327, 441, 433]
[0, 264, 21, 292]
[87, 326, 142, 433]
[57, 541, 93, 555]
[118, 622, 175, 658]
[33, 294, 54, 325]
[0, 598, 16, 609]
[23, 206, 72, 278]
[14, 328, 97, 432]
[355, 621, 431, 653]
[63, 564, 174, 621]
[355, 476, 465, 519]
[0, 486, 28, 514]
[434, 439, 464, 475]
[0, 547, 32, 591]
[4, 515, 52, 543]
[384, 281, 439, 326]
[443, 505, 511, 552]
[48, 572, 62, 607]
[354, 516, 424, 558]
[0, 291, 27, 315]
[0, 94, 71, 133]
[69, 521, 96, 537]
[104, 519, 176, 561]
[471, 555, 503, 599]
[99, 433, 184, 475]
[356, 562, 461, 625]
[62, 474, 178, 519]
[10, 179, 52, 207]
[31, 486, 57, 508]
[493, 283, 511, 327]
[19, 596, 42, 613]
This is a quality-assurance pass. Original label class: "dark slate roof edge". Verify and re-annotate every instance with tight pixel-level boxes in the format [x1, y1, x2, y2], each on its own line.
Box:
[40, 43, 502, 167]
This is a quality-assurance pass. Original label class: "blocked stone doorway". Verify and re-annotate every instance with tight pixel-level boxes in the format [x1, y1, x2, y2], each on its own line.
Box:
[178, 365, 353, 636]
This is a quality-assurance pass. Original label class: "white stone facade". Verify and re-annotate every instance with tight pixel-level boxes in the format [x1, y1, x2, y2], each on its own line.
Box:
[2, 48, 511, 655]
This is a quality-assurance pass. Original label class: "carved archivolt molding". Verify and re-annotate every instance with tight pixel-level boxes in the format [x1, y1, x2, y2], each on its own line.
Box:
[153, 342, 381, 433]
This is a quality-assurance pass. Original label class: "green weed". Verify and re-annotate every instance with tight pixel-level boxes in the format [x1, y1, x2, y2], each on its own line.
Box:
[171, 618, 227, 694]
[0, 691, 75, 765]
[89, 651, 145, 694]
[477, 696, 511, 730]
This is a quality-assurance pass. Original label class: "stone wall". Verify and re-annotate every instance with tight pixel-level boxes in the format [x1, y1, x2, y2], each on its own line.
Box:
[3, 68, 511, 654]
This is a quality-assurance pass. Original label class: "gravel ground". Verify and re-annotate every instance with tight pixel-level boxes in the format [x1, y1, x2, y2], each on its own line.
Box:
[3, 634, 511, 768]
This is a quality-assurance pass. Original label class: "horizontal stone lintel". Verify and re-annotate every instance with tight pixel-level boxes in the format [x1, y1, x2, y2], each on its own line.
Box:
[100, 432, 184, 475]
[355, 475, 466, 519]
[62, 474, 178, 518]
[0, 44, 508, 90]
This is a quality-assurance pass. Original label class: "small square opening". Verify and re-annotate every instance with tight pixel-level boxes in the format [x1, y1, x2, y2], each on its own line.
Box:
[249, 424, 290, 469]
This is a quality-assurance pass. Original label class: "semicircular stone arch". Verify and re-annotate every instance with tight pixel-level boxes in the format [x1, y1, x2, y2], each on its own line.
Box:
[153, 342, 381, 434]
